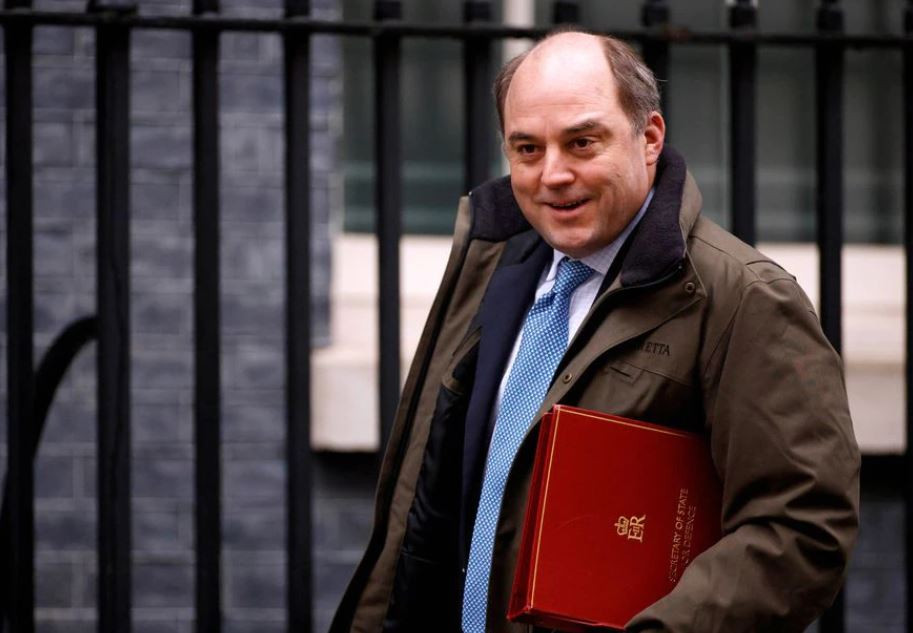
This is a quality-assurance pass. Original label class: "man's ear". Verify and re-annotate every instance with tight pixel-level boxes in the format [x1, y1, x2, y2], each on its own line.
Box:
[643, 111, 665, 166]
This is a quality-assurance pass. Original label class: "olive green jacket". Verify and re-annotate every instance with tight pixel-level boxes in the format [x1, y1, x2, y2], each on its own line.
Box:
[330, 148, 860, 633]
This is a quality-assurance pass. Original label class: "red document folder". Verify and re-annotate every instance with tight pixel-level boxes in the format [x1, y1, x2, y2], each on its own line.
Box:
[508, 405, 722, 632]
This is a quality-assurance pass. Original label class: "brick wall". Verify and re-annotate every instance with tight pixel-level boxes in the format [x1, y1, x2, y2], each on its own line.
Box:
[0, 0, 349, 630]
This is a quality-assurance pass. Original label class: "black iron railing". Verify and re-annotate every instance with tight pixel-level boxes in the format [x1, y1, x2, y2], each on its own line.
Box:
[192, 0, 223, 628]
[1, 1, 912, 632]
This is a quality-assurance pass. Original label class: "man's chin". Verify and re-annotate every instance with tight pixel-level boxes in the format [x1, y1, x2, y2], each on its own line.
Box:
[545, 236, 598, 260]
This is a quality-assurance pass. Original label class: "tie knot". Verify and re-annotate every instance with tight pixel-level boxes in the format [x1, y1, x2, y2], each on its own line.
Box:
[552, 258, 593, 297]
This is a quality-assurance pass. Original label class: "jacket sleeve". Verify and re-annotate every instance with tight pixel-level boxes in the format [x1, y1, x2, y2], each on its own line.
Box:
[627, 276, 860, 633]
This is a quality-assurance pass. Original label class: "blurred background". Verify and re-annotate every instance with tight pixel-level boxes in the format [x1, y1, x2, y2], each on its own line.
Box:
[0, 0, 906, 631]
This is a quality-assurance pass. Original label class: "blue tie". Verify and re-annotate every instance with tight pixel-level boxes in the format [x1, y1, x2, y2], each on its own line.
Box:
[462, 257, 594, 632]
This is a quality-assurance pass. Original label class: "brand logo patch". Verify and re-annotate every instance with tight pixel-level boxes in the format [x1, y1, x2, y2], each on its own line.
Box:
[641, 340, 670, 356]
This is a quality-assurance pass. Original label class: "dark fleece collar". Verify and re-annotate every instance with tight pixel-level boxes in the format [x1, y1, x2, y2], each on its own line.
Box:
[467, 145, 690, 287]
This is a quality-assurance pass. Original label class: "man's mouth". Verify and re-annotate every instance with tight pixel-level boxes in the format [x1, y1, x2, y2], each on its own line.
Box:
[546, 198, 588, 211]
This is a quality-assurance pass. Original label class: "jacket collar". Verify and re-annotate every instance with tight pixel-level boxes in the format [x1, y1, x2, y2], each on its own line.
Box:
[619, 146, 697, 286]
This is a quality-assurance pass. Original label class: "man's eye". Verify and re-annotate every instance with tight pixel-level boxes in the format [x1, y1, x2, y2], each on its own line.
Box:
[572, 138, 594, 149]
[517, 144, 538, 155]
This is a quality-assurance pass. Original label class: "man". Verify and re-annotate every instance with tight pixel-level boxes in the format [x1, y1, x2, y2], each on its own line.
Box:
[331, 31, 859, 633]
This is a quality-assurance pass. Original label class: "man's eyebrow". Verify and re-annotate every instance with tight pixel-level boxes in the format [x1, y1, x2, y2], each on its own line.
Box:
[506, 131, 536, 144]
[506, 120, 607, 144]
[564, 120, 606, 135]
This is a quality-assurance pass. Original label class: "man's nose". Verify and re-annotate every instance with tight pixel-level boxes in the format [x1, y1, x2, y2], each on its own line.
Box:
[540, 149, 574, 188]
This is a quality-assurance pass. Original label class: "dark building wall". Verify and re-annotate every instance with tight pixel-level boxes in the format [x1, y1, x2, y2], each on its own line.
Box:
[0, 0, 341, 630]
[844, 458, 905, 632]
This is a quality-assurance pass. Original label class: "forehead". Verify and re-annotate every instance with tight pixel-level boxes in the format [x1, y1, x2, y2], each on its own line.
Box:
[504, 37, 623, 131]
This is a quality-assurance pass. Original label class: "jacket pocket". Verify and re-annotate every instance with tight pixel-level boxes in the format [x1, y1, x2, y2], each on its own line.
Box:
[383, 549, 462, 633]
[577, 358, 703, 433]
[602, 359, 644, 384]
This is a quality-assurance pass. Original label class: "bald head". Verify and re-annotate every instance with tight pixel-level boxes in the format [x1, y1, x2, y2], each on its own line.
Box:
[494, 30, 661, 135]
[520, 31, 609, 78]
[505, 34, 618, 135]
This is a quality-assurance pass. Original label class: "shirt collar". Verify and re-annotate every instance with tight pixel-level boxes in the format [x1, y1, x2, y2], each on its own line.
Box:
[545, 187, 655, 281]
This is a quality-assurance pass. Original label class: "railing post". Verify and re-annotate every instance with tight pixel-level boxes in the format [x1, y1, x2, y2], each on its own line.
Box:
[729, 0, 757, 245]
[192, 0, 222, 630]
[551, 0, 579, 25]
[284, 0, 314, 630]
[89, 1, 135, 631]
[3, 0, 35, 631]
[374, 0, 402, 454]
[641, 0, 669, 115]
[814, 0, 844, 355]
[463, 0, 492, 192]
[904, 3, 913, 633]
[815, 2, 845, 629]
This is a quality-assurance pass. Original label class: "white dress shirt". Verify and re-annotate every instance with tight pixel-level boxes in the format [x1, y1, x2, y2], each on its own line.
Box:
[493, 188, 655, 413]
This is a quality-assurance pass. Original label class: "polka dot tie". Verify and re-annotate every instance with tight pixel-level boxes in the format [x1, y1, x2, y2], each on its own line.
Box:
[461, 257, 594, 632]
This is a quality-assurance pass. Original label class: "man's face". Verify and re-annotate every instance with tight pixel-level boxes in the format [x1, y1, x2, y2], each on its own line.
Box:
[503, 35, 665, 259]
